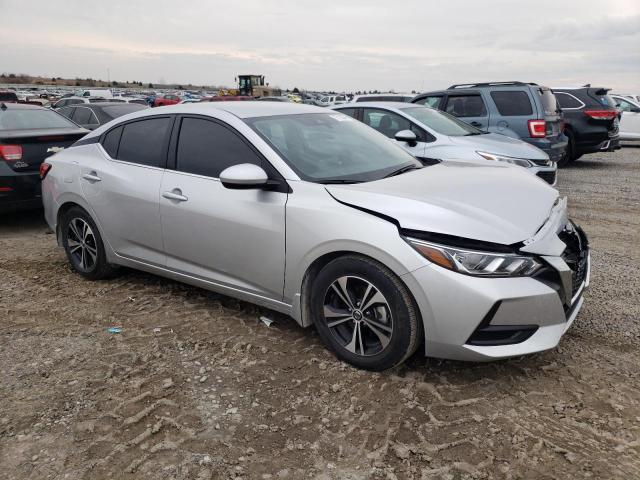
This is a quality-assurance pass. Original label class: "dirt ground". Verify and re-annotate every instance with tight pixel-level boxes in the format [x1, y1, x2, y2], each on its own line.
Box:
[1, 148, 639, 480]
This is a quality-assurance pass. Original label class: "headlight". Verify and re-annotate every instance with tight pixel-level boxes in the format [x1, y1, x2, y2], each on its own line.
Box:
[477, 151, 534, 168]
[405, 238, 543, 277]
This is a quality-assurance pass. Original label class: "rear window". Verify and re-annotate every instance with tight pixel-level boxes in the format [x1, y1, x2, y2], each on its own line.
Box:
[537, 88, 558, 115]
[0, 91, 19, 102]
[490, 91, 533, 116]
[0, 108, 78, 130]
[592, 92, 617, 108]
[101, 104, 148, 119]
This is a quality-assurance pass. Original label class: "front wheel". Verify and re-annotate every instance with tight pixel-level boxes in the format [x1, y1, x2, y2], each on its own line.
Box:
[311, 255, 421, 371]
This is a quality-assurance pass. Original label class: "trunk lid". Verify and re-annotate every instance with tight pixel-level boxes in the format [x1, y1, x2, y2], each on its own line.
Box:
[0, 128, 87, 172]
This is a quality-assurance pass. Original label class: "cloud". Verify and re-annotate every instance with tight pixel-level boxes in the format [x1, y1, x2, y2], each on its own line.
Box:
[0, 0, 638, 92]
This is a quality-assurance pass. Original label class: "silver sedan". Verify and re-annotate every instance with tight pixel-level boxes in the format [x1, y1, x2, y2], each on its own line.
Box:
[41, 102, 589, 370]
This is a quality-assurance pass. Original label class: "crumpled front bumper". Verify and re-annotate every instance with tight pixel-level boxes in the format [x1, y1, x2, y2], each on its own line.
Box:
[401, 197, 590, 362]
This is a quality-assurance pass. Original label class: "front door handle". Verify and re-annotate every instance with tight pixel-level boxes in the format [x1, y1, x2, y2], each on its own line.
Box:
[470, 121, 482, 127]
[162, 189, 188, 202]
[82, 172, 101, 182]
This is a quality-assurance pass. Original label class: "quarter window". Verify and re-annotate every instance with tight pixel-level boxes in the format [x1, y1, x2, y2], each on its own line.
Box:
[555, 92, 583, 109]
[444, 95, 487, 117]
[490, 91, 533, 116]
[414, 96, 442, 109]
[176, 117, 261, 178]
[102, 126, 123, 158]
[117, 117, 171, 167]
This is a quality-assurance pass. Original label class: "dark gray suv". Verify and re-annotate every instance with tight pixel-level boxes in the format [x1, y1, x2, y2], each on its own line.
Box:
[412, 82, 568, 163]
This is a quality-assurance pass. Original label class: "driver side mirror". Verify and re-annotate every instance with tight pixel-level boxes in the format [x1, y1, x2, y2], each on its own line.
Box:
[395, 129, 417, 146]
[220, 163, 269, 189]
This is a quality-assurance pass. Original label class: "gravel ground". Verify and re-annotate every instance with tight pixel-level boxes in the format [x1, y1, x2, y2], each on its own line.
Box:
[1, 148, 639, 480]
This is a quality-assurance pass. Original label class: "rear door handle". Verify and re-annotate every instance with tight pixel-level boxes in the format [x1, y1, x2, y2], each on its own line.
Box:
[82, 172, 101, 182]
[162, 190, 188, 202]
[470, 121, 482, 127]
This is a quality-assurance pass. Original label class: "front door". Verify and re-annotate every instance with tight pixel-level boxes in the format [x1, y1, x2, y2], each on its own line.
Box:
[160, 116, 287, 300]
[361, 108, 427, 159]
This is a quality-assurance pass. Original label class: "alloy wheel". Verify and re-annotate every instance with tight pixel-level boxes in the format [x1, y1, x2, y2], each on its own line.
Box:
[66, 218, 98, 272]
[322, 276, 393, 357]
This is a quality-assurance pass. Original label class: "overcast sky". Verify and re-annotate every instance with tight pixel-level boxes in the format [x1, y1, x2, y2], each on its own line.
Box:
[1, 0, 638, 92]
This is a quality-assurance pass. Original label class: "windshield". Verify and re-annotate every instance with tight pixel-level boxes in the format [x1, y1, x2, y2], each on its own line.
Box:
[400, 106, 482, 136]
[246, 112, 421, 183]
[0, 108, 78, 130]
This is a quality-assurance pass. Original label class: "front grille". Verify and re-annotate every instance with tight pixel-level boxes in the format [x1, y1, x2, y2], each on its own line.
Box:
[531, 158, 552, 167]
[559, 224, 589, 298]
[537, 171, 556, 185]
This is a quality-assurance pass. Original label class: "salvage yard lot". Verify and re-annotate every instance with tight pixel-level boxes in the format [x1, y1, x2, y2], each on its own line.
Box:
[1, 149, 639, 480]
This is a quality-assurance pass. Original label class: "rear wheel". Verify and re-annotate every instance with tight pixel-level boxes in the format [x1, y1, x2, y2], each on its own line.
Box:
[558, 130, 574, 167]
[61, 207, 117, 280]
[311, 255, 421, 371]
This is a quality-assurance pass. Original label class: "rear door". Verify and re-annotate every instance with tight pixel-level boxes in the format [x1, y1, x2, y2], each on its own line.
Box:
[160, 115, 287, 300]
[80, 116, 172, 266]
[442, 93, 489, 130]
[487, 89, 535, 138]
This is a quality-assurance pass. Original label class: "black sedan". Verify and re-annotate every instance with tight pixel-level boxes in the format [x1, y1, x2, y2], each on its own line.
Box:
[57, 102, 149, 130]
[0, 103, 88, 213]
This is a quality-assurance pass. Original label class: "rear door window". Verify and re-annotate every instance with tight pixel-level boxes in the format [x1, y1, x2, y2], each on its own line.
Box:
[117, 117, 172, 167]
[490, 91, 533, 116]
[335, 108, 357, 118]
[443, 95, 487, 117]
[176, 117, 261, 178]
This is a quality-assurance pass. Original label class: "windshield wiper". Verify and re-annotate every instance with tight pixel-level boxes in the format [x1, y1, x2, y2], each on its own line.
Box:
[383, 164, 422, 178]
[320, 179, 363, 184]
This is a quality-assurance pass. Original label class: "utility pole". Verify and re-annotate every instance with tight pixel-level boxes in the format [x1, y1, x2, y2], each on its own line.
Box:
[107, 68, 110, 85]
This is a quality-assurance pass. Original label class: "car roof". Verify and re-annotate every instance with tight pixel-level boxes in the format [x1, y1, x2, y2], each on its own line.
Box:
[0, 102, 45, 110]
[141, 101, 324, 119]
[333, 101, 416, 110]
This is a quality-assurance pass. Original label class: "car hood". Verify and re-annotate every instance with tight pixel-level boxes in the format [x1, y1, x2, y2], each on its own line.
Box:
[447, 133, 548, 160]
[326, 162, 559, 245]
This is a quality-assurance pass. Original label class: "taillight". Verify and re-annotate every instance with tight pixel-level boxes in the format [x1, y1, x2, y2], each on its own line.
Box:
[40, 162, 52, 180]
[0, 144, 23, 161]
[583, 109, 618, 120]
[528, 120, 546, 138]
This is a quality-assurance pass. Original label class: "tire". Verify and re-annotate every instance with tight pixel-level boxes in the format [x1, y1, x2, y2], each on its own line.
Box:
[557, 130, 574, 168]
[310, 255, 422, 371]
[60, 206, 117, 280]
